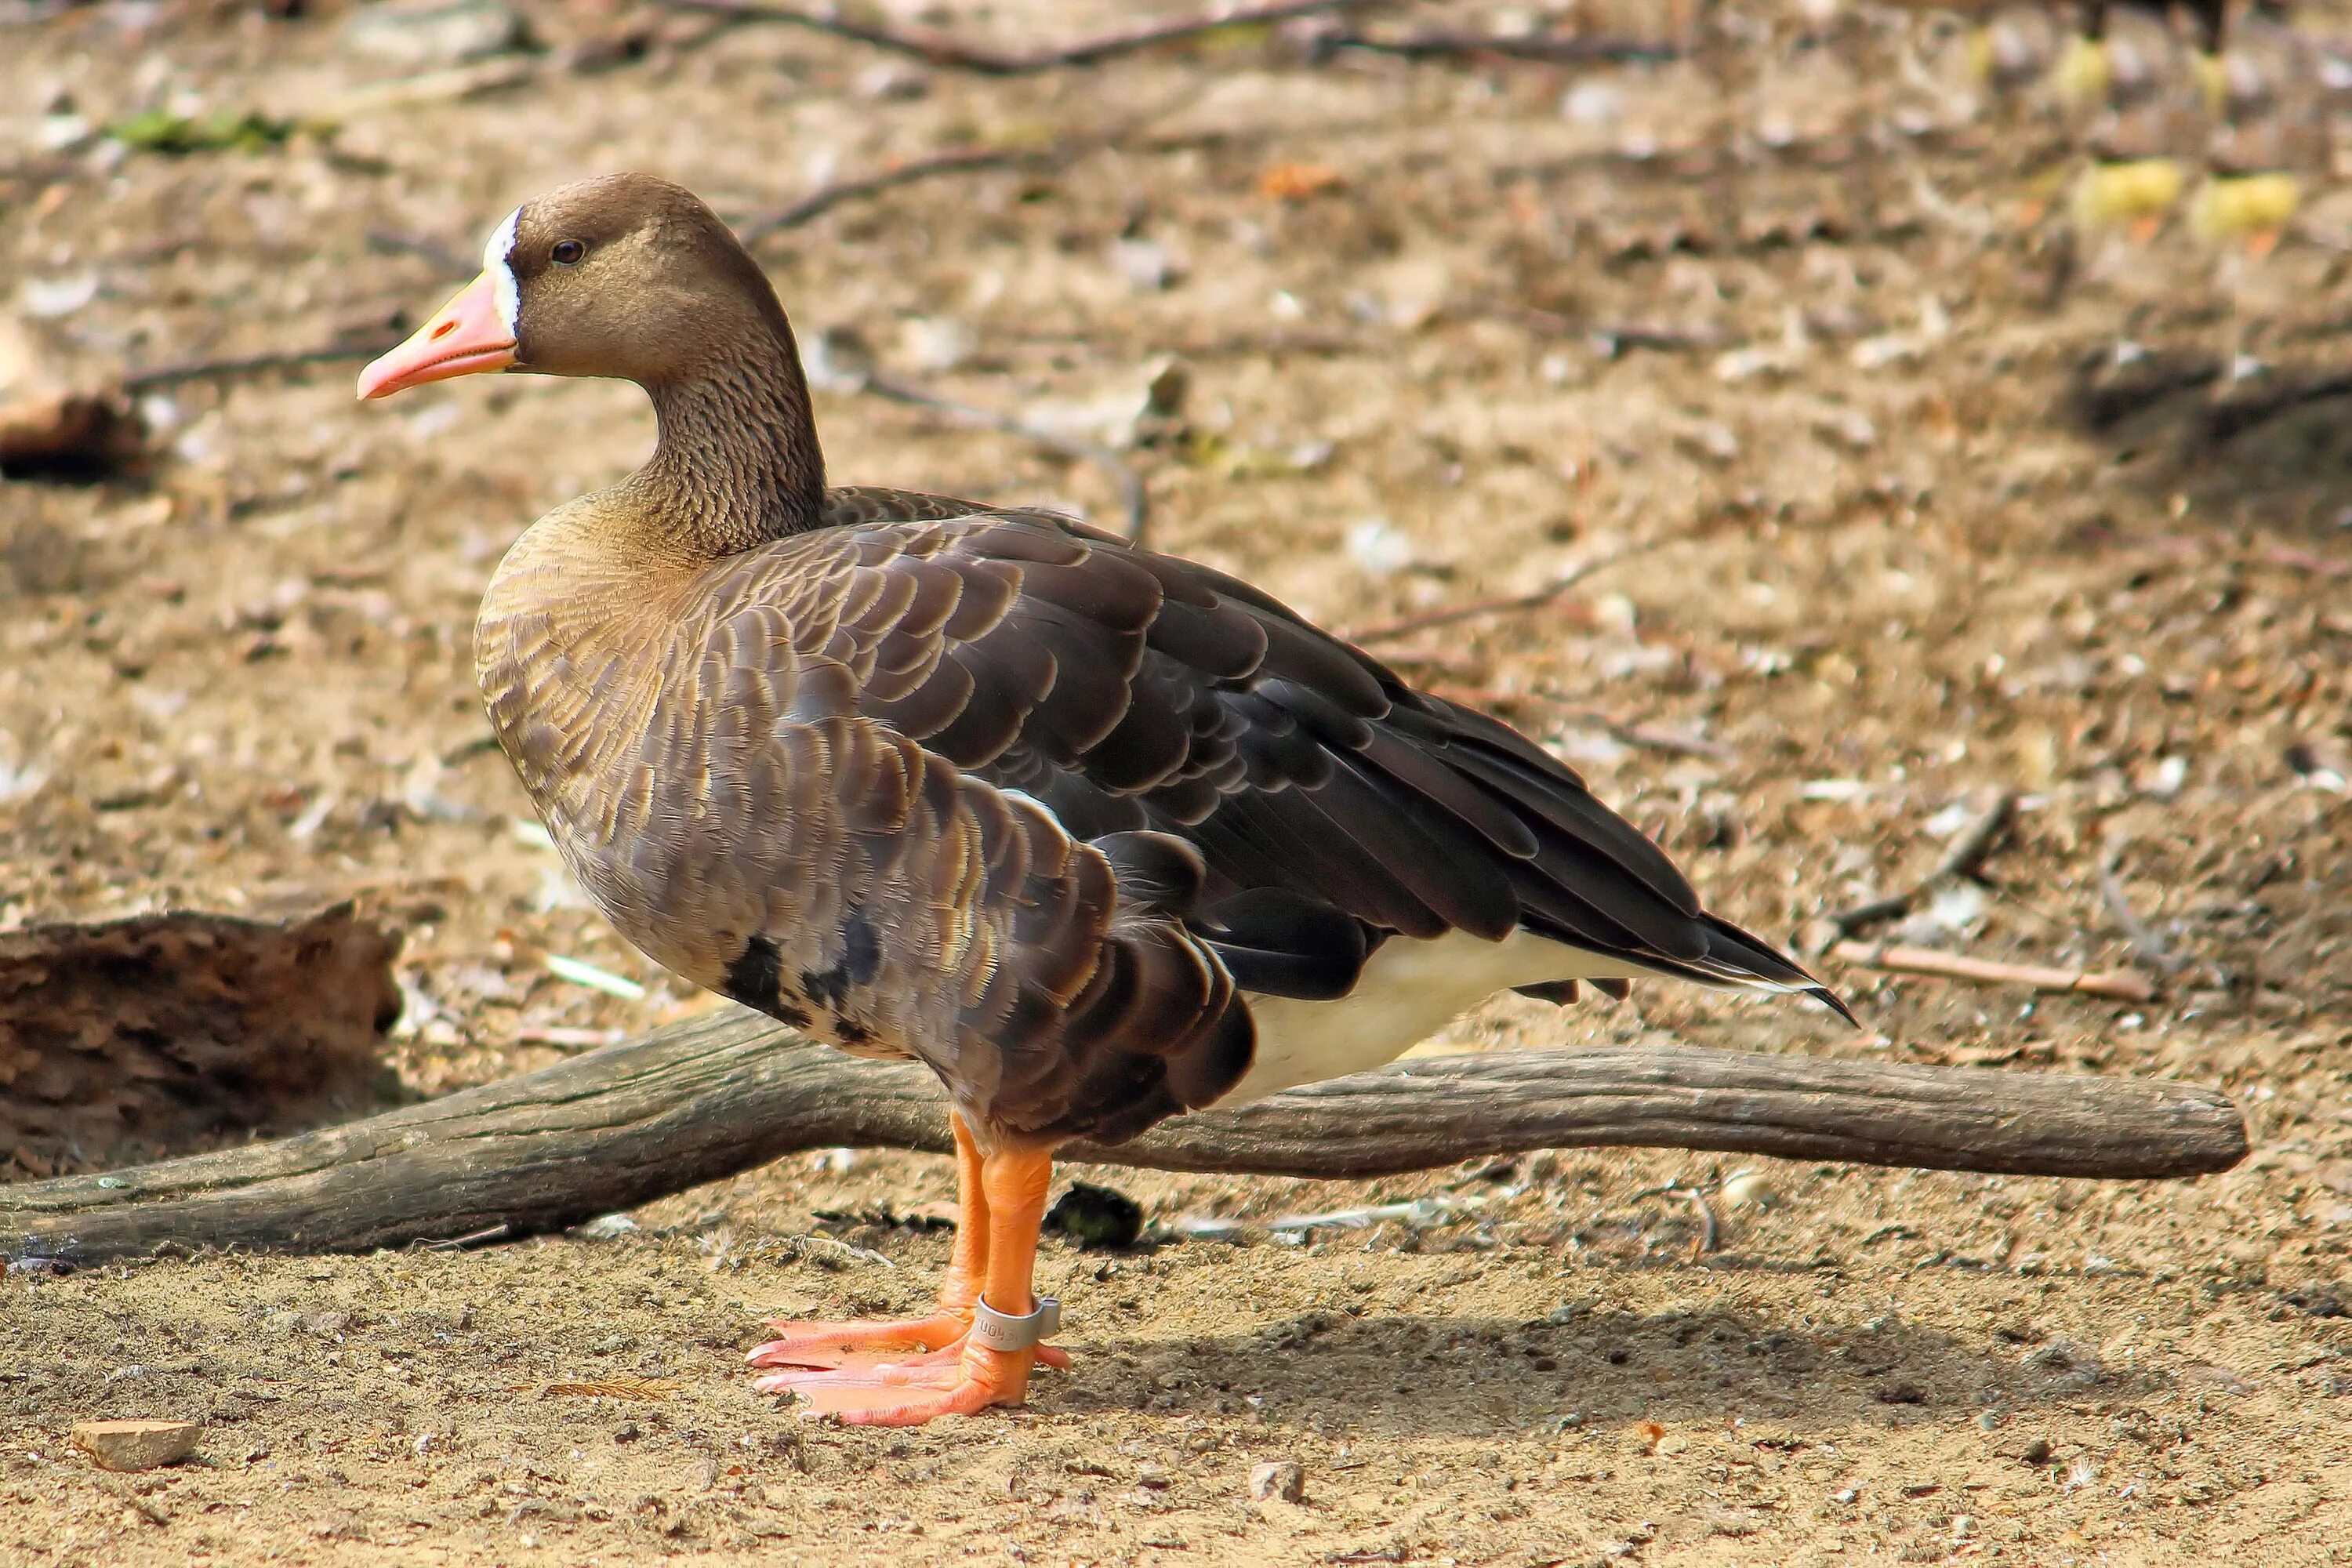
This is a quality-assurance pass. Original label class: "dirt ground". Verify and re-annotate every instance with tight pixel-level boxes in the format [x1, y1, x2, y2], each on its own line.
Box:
[5, 0, 2352, 1562]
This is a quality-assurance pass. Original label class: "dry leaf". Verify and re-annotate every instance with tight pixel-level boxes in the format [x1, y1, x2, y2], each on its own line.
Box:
[1257, 162, 1344, 203]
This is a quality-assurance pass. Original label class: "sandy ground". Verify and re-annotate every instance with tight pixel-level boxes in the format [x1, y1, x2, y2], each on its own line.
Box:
[3, 0, 2352, 1562]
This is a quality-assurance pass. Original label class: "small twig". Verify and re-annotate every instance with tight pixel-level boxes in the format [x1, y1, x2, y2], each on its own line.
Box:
[122, 343, 394, 394]
[1345, 540, 1663, 645]
[412, 1222, 511, 1252]
[735, 93, 1207, 245]
[94, 1476, 170, 1527]
[1827, 789, 2017, 940]
[1318, 27, 1675, 65]
[775, 1233, 894, 1271]
[2259, 544, 2352, 579]
[1172, 1194, 1483, 1239]
[2098, 837, 2183, 975]
[1828, 940, 2157, 1004]
[2204, 368, 2352, 444]
[1933, 791, 2020, 885]
[1535, 702, 1738, 764]
[661, 0, 1359, 73]
[1627, 1183, 1718, 1254]
[855, 368, 1151, 545]
[738, 144, 1057, 242]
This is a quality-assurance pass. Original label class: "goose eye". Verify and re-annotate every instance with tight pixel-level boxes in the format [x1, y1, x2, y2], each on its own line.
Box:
[551, 239, 586, 266]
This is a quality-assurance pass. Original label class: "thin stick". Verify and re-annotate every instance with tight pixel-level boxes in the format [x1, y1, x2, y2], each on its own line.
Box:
[659, 0, 1360, 74]
[1317, 28, 1676, 64]
[1628, 1183, 1719, 1254]
[122, 343, 394, 394]
[738, 145, 1055, 242]
[1345, 541, 1661, 645]
[414, 1222, 510, 1252]
[1534, 701, 1738, 764]
[735, 96, 1205, 244]
[2099, 837, 2182, 975]
[1828, 940, 2158, 1004]
[1827, 789, 2017, 940]
[2204, 368, 2352, 443]
[848, 367, 1151, 545]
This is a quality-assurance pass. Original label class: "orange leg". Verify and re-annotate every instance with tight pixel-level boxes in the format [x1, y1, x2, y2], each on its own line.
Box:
[766, 1144, 1058, 1425]
[751, 1113, 1005, 1372]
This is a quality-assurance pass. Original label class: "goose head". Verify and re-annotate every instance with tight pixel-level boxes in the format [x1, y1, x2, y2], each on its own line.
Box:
[359, 173, 787, 400]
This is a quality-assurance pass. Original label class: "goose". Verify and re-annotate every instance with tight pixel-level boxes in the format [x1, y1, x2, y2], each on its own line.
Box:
[357, 173, 1845, 1426]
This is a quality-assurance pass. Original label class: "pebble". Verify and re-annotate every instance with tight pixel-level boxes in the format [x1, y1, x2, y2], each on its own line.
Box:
[71, 1419, 201, 1472]
[343, 0, 528, 71]
[1108, 238, 1180, 292]
[1247, 1458, 1305, 1503]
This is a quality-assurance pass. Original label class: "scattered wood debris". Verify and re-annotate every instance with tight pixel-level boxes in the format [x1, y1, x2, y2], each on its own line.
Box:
[1828, 941, 2158, 1004]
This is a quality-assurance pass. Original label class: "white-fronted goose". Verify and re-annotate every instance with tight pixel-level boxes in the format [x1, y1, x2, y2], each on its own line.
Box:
[356, 174, 1845, 1426]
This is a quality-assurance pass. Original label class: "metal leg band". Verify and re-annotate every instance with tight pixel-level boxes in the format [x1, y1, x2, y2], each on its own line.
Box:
[969, 1294, 1062, 1352]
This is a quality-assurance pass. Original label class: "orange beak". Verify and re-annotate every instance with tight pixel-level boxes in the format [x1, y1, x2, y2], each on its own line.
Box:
[357, 270, 517, 401]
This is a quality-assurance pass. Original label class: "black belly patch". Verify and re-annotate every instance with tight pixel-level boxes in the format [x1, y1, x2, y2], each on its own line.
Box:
[800, 906, 881, 1012]
[724, 935, 812, 1028]
[843, 907, 880, 984]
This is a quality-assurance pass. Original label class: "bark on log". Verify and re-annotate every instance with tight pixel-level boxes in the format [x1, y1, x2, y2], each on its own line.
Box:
[0, 905, 401, 1179]
[1, 1006, 2245, 1265]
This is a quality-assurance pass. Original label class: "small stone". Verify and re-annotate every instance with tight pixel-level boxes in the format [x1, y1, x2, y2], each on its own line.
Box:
[574, 1214, 638, 1240]
[70, 1419, 201, 1472]
[1247, 1458, 1305, 1503]
[1108, 238, 1181, 292]
[1135, 1462, 1172, 1490]
[343, 0, 528, 71]
[1719, 1171, 1781, 1211]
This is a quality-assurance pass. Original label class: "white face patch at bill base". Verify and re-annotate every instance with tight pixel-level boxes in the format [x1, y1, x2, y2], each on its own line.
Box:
[482, 206, 522, 336]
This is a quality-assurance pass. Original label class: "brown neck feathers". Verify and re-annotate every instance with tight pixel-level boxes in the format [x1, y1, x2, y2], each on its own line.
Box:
[635, 305, 826, 557]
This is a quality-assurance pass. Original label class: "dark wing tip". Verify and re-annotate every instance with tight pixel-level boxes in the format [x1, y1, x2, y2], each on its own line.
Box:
[1807, 985, 1860, 1028]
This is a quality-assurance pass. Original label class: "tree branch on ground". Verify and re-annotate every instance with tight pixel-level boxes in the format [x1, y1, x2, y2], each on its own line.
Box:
[2, 1007, 2244, 1266]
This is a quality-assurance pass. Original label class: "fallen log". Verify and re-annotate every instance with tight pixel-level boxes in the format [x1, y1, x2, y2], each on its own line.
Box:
[2, 1006, 2245, 1265]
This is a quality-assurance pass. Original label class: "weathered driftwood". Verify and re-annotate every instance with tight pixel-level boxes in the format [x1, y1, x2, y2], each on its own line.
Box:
[2, 1005, 2245, 1265]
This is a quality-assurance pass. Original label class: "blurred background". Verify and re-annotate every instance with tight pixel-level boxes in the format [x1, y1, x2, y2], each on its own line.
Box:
[3, 2, 2351, 1556]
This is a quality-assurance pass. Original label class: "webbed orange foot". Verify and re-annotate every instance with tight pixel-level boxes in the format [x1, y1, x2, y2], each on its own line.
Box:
[785, 1344, 1040, 1426]
[746, 1312, 970, 1373]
